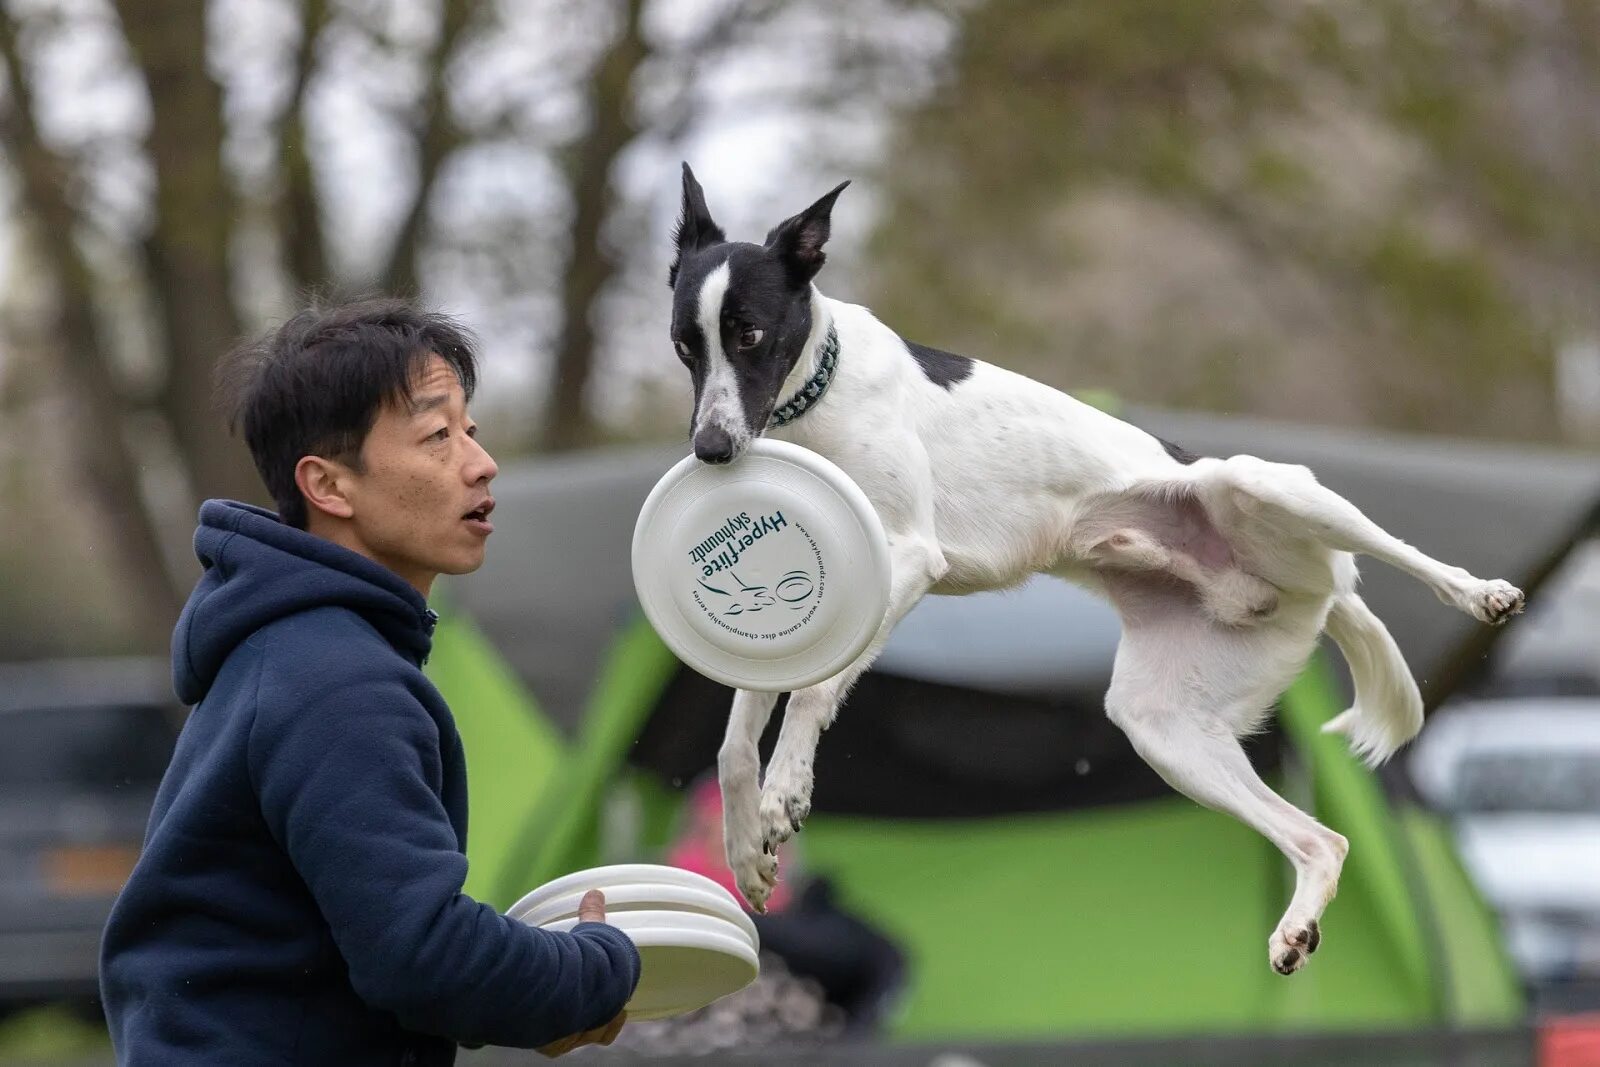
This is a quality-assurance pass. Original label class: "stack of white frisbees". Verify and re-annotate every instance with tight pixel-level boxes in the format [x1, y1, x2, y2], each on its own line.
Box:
[508, 864, 760, 1020]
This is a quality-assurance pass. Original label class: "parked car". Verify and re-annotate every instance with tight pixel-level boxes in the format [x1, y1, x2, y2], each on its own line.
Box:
[0, 657, 180, 1014]
[1409, 697, 1600, 991]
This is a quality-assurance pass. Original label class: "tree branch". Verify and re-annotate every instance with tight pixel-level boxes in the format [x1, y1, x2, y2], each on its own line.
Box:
[380, 0, 474, 297]
[649, 0, 789, 143]
[278, 0, 333, 292]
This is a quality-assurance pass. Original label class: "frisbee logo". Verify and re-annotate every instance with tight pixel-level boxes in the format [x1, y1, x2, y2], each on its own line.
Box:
[775, 571, 814, 604]
[688, 511, 758, 567]
[696, 567, 816, 617]
[696, 573, 775, 615]
[691, 509, 792, 578]
[682, 506, 827, 642]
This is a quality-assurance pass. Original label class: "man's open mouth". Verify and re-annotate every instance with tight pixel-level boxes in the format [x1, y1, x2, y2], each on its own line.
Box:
[462, 499, 496, 532]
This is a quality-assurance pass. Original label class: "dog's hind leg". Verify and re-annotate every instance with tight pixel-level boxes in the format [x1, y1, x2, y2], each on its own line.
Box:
[1209, 456, 1524, 624]
[748, 536, 942, 900]
[1111, 693, 1347, 974]
[719, 689, 781, 908]
[1102, 586, 1348, 975]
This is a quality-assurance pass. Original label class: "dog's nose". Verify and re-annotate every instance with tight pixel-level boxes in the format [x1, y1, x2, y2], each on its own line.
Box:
[694, 427, 736, 464]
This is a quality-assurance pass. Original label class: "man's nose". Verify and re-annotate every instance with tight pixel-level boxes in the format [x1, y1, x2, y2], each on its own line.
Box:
[467, 435, 498, 482]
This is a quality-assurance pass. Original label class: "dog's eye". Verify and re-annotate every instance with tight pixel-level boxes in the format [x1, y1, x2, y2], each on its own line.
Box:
[738, 328, 764, 349]
[674, 340, 692, 361]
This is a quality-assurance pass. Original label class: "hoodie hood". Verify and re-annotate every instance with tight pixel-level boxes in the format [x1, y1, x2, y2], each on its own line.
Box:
[173, 500, 436, 705]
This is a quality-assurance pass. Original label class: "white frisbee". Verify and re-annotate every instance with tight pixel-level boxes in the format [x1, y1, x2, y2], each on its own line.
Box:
[631, 438, 892, 692]
[538, 908, 754, 949]
[528, 910, 759, 1022]
[511, 882, 759, 946]
[506, 863, 738, 921]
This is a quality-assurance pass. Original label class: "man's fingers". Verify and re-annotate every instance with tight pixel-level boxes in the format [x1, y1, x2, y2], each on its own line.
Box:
[576, 888, 606, 924]
[538, 1035, 576, 1058]
[540, 1011, 626, 1058]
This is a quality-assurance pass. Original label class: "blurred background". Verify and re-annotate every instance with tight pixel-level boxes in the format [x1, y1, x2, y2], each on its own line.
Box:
[1, 0, 1598, 1064]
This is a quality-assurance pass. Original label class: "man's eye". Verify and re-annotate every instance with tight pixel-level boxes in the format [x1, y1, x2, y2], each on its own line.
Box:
[466, 424, 478, 438]
[738, 328, 764, 349]
[429, 427, 449, 442]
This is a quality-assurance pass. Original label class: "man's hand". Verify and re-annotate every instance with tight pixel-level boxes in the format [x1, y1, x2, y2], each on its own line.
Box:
[538, 890, 628, 1058]
[537, 1012, 625, 1058]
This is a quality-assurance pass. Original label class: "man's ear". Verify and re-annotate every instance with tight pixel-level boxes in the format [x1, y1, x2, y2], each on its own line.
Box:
[764, 180, 850, 286]
[669, 162, 726, 289]
[295, 455, 356, 522]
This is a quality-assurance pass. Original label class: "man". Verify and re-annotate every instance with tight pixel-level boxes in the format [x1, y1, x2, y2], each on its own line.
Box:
[100, 299, 638, 1065]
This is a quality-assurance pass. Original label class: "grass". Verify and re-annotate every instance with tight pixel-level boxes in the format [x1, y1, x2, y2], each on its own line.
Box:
[0, 1007, 111, 1065]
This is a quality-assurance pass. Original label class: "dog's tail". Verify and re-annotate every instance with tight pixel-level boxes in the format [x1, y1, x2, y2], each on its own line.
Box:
[1320, 593, 1424, 768]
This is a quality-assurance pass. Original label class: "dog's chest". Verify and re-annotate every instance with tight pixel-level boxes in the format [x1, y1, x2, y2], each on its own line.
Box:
[816, 440, 1081, 593]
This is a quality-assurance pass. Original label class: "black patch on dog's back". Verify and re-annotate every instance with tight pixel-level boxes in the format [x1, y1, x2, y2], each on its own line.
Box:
[1159, 437, 1201, 464]
[905, 340, 974, 390]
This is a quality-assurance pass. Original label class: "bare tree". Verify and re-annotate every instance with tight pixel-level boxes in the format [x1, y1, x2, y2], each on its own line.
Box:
[111, 0, 259, 504]
[540, 0, 647, 452]
[0, 11, 186, 627]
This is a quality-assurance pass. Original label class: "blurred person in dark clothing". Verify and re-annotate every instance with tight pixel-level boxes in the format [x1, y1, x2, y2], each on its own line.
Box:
[100, 299, 639, 1066]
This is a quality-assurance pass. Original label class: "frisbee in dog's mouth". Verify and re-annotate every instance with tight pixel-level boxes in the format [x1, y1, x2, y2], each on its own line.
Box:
[631, 439, 890, 692]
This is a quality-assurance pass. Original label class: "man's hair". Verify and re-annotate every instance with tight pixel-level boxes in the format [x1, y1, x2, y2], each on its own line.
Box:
[218, 297, 480, 529]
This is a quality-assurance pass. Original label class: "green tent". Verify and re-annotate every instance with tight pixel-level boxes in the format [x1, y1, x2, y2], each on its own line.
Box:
[425, 409, 1600, 1042]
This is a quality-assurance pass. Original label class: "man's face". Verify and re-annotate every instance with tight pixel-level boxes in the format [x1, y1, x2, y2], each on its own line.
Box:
[342, 354, 498, 595]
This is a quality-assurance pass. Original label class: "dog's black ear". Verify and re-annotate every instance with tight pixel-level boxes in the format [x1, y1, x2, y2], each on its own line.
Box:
[670, 163, 726, 288]
[764, 180, 850, 285]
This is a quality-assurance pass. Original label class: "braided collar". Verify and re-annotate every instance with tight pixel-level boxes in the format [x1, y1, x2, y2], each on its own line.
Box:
[768, 324, 839, 428]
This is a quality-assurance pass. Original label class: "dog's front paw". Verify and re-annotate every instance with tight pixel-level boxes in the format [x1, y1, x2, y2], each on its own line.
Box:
[728, 843, 778, 912]
[1269, 918, 1322, 976]
[758, 780, 811, 854]
[1460, 579, 1525, 626]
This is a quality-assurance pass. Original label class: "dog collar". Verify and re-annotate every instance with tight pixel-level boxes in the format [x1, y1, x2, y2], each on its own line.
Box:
[769, 324, 839, 428]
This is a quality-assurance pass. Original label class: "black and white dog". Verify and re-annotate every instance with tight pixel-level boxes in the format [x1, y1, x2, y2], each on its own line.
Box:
[666, 163, 1524, 975]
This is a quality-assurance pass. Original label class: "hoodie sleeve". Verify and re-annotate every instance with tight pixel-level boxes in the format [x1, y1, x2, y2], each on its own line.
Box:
[247, 676, 640, 1049]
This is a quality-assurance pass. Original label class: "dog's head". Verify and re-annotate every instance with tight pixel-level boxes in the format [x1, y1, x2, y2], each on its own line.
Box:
[668, 163, 849, 464]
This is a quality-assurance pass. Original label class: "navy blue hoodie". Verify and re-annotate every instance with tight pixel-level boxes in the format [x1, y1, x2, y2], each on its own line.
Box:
[100, 500, 639, 1066]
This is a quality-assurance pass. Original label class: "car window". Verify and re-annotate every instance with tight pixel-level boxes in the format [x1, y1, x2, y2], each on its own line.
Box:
[0, 704, 174, 792]
[1453, 751, 1600, 814]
